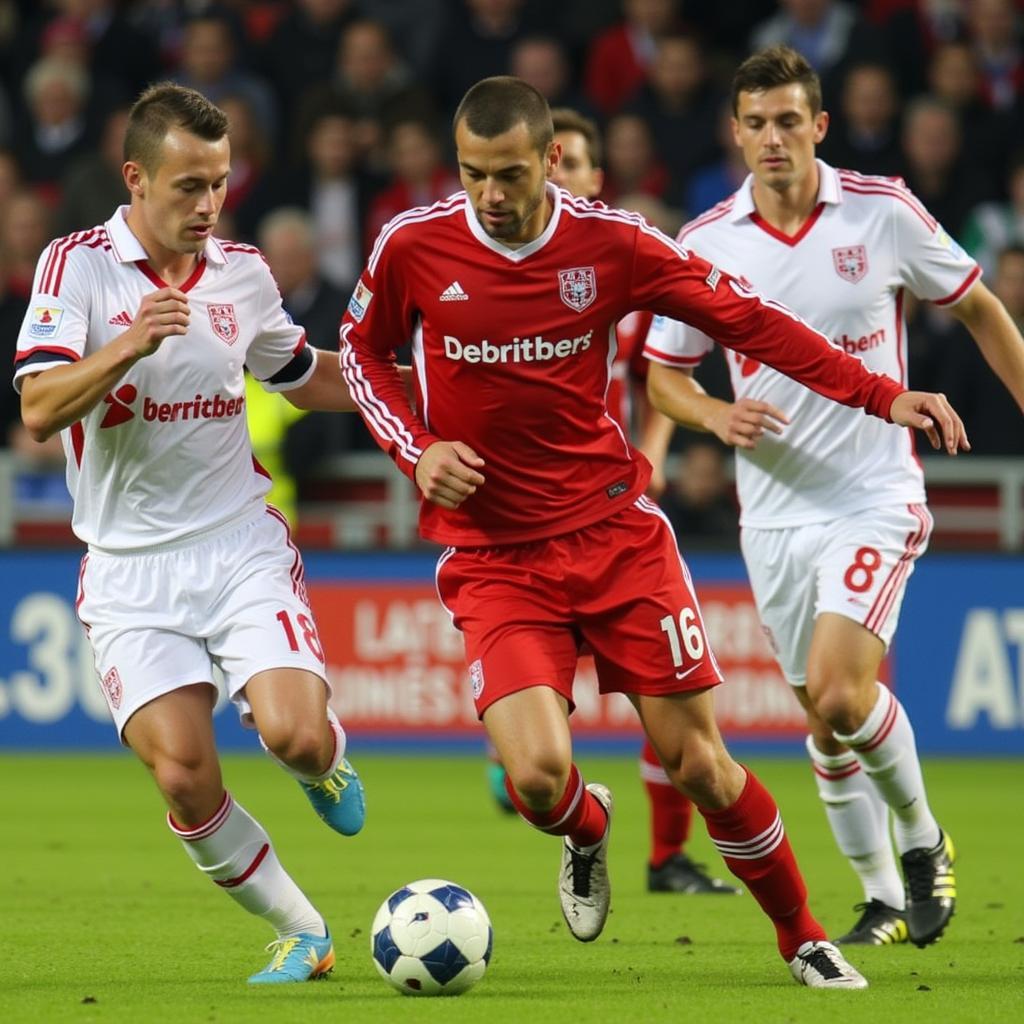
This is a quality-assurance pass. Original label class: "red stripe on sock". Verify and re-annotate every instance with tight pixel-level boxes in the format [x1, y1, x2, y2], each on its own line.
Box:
[811, 762, 862, 781]
[856, 691, 898, 752]
[168, 791, 232, 840]
[215, 843, 270, 888]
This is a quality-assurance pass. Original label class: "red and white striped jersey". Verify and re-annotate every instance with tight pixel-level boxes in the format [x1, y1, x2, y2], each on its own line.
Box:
[340, 184, 906, 547]
[645, 161, 980, 529]
[13, 206, 313, 551]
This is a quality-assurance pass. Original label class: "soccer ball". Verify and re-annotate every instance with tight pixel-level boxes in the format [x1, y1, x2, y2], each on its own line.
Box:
[370, 878, 493, 996]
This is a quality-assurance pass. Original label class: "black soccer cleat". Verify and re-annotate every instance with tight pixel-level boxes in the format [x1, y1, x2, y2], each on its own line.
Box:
[647, 853, 742, 894]
[901, 829, 956, 947]
[833, 899, 908, 946]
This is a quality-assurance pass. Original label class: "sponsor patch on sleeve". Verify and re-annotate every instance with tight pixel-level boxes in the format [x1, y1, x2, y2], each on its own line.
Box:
[348, 280, 373, 322]
[28, 305, 64, 338]
[936, 226, 965, 258]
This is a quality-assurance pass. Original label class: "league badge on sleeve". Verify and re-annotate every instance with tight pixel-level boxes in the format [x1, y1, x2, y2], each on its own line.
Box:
[832, 245, 868, 283]
[28, 305, 63, 338]
[558, 266, 597, 312]
[349, 280, 374, 322]
[208, 303, 239, 345]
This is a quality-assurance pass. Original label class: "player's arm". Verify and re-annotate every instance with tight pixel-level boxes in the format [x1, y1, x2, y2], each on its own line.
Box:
[284, 356, 416, 412]
[947, 279, 1024, 414]
[647, 363, 788, 450]
[20, 287, 189, 441]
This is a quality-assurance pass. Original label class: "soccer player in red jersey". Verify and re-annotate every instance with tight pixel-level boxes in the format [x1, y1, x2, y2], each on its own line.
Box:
[340, 76, 968, 988]
[482, 106, 740, 897]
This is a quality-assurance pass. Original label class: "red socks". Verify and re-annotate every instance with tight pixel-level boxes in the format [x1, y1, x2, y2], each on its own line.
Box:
[504, 763, 608, 847]
[640, 739, 693, 866]
[699, 769, 825, 959]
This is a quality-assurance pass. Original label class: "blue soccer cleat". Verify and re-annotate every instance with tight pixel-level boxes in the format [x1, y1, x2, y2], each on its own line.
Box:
[248, 931, 334, 984]
[300, 758, 366, 836]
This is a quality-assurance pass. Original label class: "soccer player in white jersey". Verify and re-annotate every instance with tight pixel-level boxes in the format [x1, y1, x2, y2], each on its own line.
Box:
[340, 75, 969, 989]
[646, 46, 1024, 949]
[14, 84, 367, 984]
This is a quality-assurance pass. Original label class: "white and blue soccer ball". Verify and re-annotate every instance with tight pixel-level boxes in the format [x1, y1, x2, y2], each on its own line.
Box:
[371, 878, 493, 996]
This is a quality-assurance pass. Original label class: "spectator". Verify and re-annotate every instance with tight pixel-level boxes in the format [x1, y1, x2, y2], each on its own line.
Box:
[364, 119, 460, 254]
[172, 9, 279, 143]
[601, 113, 671, 206]
[625, 34, 723, 200]
[962, 154, 1024, 278]
[685, 101, 750, 216]
[658, 440, 739, 546]
[55, 106, 128, 236]
[510, 35, 595, 117]
[0, 190, 51, 301]
[360, 0, 446, 77]
[584, 0, 681, 116]
[219, 95, 270, 221]
[966, 0, 1024, 112]
[899, 95, 988, 239]
[819, 62, 903, 176]
[13, 56, 92, 194]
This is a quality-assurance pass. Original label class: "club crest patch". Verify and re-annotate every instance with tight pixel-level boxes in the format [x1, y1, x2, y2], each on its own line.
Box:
[101, 667, 123, 710]
[469, 659, 485, 699]
[208, 303, 239, 345]
[28, 305, 63, 338]
[832, 245, 868, 283]
[558, 266, 596, 312]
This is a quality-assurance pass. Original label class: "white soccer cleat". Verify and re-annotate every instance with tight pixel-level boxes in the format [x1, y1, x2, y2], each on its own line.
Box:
[558, 783, 613, 942]
[788, 940, 868, 989]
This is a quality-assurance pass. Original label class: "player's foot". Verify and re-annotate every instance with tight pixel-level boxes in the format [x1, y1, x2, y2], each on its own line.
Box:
[248, 931, 334, 984]
[833, 899, 908, 945]
[487, 762, 516, 813]
[647, 852, 742, 894]
[788, 940, 868, 989]
[901, 829, 956, 947]
[558, 783, 612, 942]
[300, 759, 365, 836]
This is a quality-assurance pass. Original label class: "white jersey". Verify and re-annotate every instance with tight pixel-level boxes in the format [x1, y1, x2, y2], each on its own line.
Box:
[645, 160, 980, 528]
[13, 206, 315, 551]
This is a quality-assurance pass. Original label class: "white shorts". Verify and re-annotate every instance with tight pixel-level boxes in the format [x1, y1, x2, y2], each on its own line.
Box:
[740, 503, 932, 686]
[76, 506, 329, 739]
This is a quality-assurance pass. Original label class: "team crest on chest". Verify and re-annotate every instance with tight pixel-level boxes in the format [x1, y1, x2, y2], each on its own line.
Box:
[558, 266, 597, 312]
[208, 303, 239, 345]
[832, 245, 868, 283]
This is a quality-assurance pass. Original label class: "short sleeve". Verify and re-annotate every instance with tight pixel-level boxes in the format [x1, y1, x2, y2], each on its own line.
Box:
[13, 240, 93, 392]
[643, 313, 715, 368]
[244, 258, 314, 392]
[893, 185, 981, 306]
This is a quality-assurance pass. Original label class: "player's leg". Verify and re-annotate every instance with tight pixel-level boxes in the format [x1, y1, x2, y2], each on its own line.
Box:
[483, 685, 613, 942]
[123, 686, 333, 983]
[640, 737, 739, 894]
[208, 507, 364, 837]
[634, 687, 865, 988]
[808, 504, 953, 947]
[741, 521, 904, 945]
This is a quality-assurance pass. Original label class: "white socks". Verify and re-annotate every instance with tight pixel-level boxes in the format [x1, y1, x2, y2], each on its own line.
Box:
[169, 791, 325, 938]
[805, 736, 904, 909]
[834, 683, 941, 855]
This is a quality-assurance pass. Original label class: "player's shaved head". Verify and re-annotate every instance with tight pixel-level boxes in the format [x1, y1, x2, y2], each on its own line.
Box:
[454, 76, 553, 155]
[732, 45, 822, 116]
[125, 82, 229, 174]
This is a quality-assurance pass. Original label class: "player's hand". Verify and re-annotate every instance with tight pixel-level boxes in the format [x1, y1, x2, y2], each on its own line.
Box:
[415, 441, 486, 509]
[889, 391, 970, 455]
[708, 398, 789, 449]
[124, 288, 191, 357]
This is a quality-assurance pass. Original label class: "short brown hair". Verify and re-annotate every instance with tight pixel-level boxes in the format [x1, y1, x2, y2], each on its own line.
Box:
[453, 76, 553, 155]
[551, 107, 602, 169]
[731, 45, 822, 116]
[124, 82, 229, 173]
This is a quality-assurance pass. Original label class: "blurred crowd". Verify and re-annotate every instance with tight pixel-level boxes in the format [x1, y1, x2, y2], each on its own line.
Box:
[2, 0, 1024, 525]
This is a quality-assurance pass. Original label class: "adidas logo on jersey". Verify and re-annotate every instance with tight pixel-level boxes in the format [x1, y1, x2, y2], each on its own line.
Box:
[108, 310, 133, 327]
[439, 281, 470, 302]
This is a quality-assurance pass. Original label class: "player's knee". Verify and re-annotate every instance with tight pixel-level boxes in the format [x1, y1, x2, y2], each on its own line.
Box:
[808, 680, 866, 736]
[152, 753, 212, 813]
[262, 721, 327, 774]
[676, 744, 730, 805]
[505, 761, 567, 811]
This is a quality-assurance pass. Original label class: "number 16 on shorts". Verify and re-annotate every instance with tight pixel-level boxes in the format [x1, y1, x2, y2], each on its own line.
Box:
[660, 607, 707, 680]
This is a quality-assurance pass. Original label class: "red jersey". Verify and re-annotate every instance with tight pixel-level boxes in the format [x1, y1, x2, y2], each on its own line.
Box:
[607, 309, 654, 432]
[340, 186, 904, 547]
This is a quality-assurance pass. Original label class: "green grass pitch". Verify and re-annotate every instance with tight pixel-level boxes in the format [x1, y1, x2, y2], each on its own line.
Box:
[2, 753, 1021, 1023]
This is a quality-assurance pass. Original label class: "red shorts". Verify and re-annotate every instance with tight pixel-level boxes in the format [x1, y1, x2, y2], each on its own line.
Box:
[435, 497, 723, 717]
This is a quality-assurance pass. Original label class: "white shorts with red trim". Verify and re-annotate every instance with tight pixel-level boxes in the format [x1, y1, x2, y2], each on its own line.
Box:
[740, 503, 933, 686]
[76, 505, 329, 740]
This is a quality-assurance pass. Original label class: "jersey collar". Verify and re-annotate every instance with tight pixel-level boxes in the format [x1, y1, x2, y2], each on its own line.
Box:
[729, 159, 843, 222]
[462, 182, 563, 262]
[105, 205, 229, 267]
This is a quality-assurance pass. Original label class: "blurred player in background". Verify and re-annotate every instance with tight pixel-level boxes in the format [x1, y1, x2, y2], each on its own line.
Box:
[15, 84, 366, 984]
[485, 106, 739, 897]
[341, 75, 968, 987]
[646, 46, 1024, 948]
